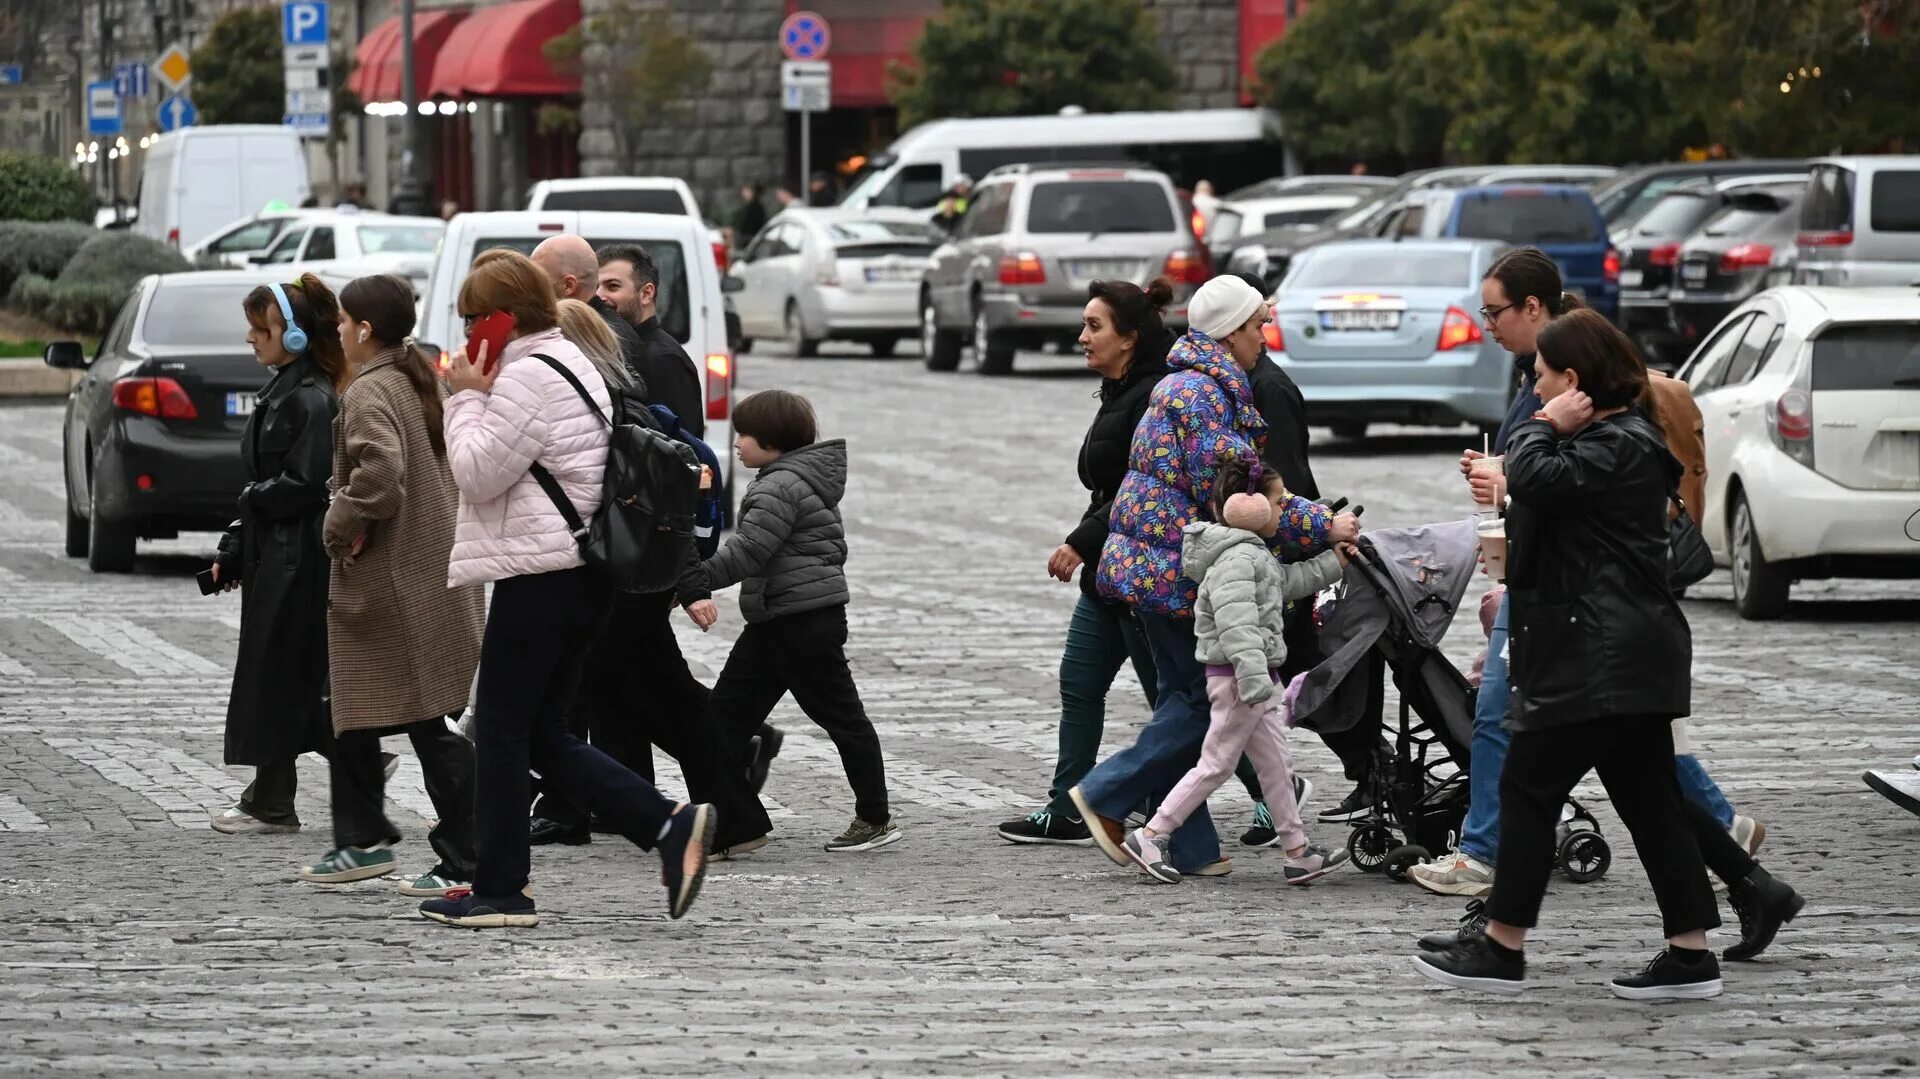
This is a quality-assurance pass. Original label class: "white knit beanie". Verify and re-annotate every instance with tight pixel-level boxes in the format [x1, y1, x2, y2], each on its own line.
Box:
[1188, 275, 1265, 340]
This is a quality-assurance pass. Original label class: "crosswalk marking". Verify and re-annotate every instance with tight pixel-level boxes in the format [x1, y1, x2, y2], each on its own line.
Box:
[33, 612, 225, 677]
[45, 736, 243, 828]
[0, 792, 48, 831]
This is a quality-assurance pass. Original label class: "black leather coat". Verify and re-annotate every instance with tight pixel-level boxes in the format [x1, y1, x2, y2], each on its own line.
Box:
[216, 355, 338, 765]
[1504, 408, 1691, 732]
[1066, 336, 1172, 598]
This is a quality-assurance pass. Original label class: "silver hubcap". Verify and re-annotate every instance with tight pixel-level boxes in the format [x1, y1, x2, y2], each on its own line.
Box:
[786, 306, 801, 352]
[922, 302, 937, 354]
[974, 308, 988, 356]
[1731, 502, 1753, 600]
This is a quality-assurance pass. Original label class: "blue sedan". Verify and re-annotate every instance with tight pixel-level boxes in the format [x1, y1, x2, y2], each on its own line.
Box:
[1266, 239, 1514, 440]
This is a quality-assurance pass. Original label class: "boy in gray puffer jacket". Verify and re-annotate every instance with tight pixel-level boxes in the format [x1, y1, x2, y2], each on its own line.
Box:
[1117, 456, 1355, 886]
[680, 391, 898, 853]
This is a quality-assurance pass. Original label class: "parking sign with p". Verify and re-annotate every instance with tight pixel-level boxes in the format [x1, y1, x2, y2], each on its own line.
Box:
[283, 1, 329, 47]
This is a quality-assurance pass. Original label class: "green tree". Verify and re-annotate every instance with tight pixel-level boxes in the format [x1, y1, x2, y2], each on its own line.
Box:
[544, 0, 714, 173]
[1256, 0, 1452, 171]
[889, 0, 1175, 129]
[193, 6, 284, 125]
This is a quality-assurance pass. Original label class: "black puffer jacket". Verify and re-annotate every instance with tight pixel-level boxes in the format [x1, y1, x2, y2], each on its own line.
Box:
[1504, 408, 1691, 732]
[1065, 335, 1173, 597]
[684, 439, 849, 622]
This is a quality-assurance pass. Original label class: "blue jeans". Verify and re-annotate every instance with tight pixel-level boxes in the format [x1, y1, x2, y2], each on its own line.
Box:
[1077, 611, 1220, 874]
[1459, 593, 1511, 866]
[1047, 594, 1159, 817]
[1675, 753, 1735, 828]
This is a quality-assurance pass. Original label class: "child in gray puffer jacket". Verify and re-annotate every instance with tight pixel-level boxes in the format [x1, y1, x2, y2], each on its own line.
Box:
[1119, 456, 1356, 886]
[679, 390, 898, 854]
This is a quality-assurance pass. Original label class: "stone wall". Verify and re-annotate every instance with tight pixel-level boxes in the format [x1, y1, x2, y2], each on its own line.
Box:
[577, 0, 786, 219]
[1142, 0, 1244, 109]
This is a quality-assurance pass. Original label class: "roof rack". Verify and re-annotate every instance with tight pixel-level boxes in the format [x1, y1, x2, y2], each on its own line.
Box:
[979, 160, 1152, 179]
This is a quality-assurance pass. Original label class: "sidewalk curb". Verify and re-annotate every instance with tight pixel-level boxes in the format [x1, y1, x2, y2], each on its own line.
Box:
[0, 358, 78, 399]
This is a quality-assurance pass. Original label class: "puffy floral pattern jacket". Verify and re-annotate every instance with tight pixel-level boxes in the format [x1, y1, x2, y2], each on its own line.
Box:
[1095, 330, 1333, 617]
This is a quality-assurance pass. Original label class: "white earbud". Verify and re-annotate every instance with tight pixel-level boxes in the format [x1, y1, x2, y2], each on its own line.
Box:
[357, 328, 369, 344]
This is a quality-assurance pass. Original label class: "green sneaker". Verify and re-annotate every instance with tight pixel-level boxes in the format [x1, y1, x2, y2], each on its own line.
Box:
[298, 846, 395, 884]
[398, 868, 469, 897]
[824, 816, 902, 852]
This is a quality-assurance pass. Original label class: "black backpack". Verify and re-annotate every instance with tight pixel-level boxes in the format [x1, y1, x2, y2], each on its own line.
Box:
[525, 354, 701, 593]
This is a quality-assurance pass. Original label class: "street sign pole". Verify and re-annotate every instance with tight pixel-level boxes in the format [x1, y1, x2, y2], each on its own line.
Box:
[779, 12, 831, 205]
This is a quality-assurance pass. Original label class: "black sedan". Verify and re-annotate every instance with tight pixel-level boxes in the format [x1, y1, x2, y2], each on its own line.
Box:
[45, 270, 306, 572]
[1615, 186, 1732, 369]
[1667, 184, 1806, 347]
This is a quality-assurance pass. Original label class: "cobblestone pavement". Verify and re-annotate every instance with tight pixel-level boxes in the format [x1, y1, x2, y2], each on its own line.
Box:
[2, 345, 1918, 1076]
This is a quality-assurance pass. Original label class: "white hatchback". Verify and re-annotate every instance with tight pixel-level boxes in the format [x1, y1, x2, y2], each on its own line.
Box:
[1676, 286, 1920, 618]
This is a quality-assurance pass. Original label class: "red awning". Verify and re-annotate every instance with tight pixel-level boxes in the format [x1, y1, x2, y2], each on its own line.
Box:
[427, 0, 582, 99]
[348, 9, 470, 103]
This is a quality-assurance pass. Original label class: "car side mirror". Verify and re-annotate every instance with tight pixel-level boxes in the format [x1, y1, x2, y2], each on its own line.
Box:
[44, 340, 86, 369]
[721, 275, 746, 294]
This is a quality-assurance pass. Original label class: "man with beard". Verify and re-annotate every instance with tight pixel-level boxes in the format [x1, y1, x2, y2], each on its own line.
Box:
[596, 244, 705, 437]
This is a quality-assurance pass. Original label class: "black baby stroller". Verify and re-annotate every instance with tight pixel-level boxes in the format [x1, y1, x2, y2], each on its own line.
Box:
[1289, 518, 1612, 885]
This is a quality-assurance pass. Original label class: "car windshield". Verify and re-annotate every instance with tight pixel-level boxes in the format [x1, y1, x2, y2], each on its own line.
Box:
[1811, 324, 1920, 390]
[475, 237, 692, 344]
[1025, 181, 1175, 234]
[1455, 194, 1601, 244]
[143, 284, 263, 347]
[357, 224, 441, 254]
[826, 219, 940, 244]
[1605, 176, 1696, 227]
[539, 188, 689, 214]
[1290, 248, 1473, 289]
[1700, 196, 1795, 238]
[1262, 207, 1343, 230]
[1632, 192, 1717, 237]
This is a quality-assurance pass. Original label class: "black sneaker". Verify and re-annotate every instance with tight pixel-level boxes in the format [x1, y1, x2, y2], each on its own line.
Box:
[419, 888, 539, 929]
[997, 809, 1092, 845]
[748, 725, 784, 795]
[1418, 898, 1489, 951]
[1240, 776, 1312, 847]
[1724, 865, 1805, 962]
[529, 815, 590, 846]
[1609, 949, 1723, 1001]
[1410, 934, 1526, 994]
[1317, 781, 1370, 823]
[659, 803, 717, 920]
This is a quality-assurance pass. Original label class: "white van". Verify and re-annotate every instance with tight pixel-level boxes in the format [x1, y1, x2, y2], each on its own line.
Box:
[838, 108, 1292, 213]
[1793, 155, 1920, 288]
[135, 125, 311, 251]
[417, 210, 738, 491]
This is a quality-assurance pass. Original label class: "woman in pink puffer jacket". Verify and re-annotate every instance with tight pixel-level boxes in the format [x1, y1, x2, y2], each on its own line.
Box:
[419, 249, 716, 931]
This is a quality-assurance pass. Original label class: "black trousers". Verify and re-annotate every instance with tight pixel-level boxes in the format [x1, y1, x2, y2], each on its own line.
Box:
[238, 756, 312, 826]
[330, 715, 478, 880]
[710, 603, 889, 824]
[542, 589, 772, 849]
[472, 568, 677, 897]
[1487, 714, 1721, 939]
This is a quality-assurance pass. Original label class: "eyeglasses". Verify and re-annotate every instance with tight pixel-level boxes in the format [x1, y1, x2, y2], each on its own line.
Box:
[1479, 301, 1516, 323]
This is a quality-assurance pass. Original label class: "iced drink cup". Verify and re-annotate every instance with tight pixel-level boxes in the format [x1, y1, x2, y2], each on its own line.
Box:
[1470, 455, 1505, 508]
[1476, 517, 1508, 581]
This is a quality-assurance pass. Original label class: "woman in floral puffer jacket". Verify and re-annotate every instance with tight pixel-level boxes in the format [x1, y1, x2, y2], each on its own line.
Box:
[1069, 275, 1359, 878]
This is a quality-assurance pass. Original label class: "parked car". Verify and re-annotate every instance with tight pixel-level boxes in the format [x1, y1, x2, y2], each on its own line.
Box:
[136, 125, 310, 251]
[1382, 184, 1620, 321]
[919, 163, 1205, 374]
[250, 210, 445, 291]
[1793, 155, 1920, 288]
[1617, 174, 1807, 368]
[728, 209, 941, 357]
[1267, 238, 1512, 439]
[525, 176, 732, 271]
[1206, 193, 1363, 252]
[1223, 174, 1398, 201]
[1674, 286, 1920, 618]
[1592, 159, 1810, 233]
[187, 208, 317, 268]
[418, 210, 737, 493]
[44, 269, 347, 572]
[1668, 183, 1807, 348]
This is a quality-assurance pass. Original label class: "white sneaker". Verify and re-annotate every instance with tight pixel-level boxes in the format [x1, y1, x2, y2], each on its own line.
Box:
[209, 807, 299, 835]
[1408, 851, 1494, 897]
[1729, 814, 1765, 855]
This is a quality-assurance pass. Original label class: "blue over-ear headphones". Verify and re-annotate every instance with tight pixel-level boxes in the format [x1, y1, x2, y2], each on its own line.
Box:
[268, 282, 309, 354]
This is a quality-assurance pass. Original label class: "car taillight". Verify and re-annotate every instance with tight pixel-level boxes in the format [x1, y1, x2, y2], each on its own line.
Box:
[1261, 322, 1284, 352]
[712, 240, 729, 274]
[704, 352, 731, 421]
[1720, 242, 1775, 272]
[167, 227, 180, 248]
[1436, 306, 1483, 352]
[1162, 249, 1210, 286]
[1191, 209, 1207, 238]
[1796, 230, 1853, 248]
[1767, 385, 1815, 468]
[112, 377, 198, 419]
[1604, 247, 1621, 282]
[1648, 243, 1680, 268]
[997, 252, 1045, 286]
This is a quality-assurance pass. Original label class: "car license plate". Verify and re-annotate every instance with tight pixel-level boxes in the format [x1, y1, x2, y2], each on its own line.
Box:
[862, 263, 919, 283]
[1320, 310, 1400, 331]
[1682, 262, 1709, 285]
[1067, 259, 1136, 280]
[226, 392, 255, 417]
[1619, 269, 1644, 288]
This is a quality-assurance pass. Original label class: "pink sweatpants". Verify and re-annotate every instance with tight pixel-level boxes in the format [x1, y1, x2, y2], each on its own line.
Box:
[1148, 674, 1306, 851]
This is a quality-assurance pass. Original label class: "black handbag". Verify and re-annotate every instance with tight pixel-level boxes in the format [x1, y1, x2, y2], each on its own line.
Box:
[1666, 494, 1714, 590]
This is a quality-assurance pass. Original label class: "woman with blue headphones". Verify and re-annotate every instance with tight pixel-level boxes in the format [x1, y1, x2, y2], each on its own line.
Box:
[209, 274, 348, 836]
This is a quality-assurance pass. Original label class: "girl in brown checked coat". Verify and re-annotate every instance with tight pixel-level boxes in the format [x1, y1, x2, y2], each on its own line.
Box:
[296, 274, 486, 898]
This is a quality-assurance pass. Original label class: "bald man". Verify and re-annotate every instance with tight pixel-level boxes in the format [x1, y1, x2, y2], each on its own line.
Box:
[529, 234, 645, 384]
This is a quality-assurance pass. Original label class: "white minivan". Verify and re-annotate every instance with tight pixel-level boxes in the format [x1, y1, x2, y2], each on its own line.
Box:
[1793, 155, 1920, 287]
[136, 125, 311, 251]
[417, 210, 739, 492]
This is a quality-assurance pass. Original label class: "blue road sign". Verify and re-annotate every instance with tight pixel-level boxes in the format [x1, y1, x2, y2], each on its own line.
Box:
[157, 92, 198, 132]
[115, 61, 149, 99]
[779, 11, 830, 61]
[87, 80, 122, 136]
[0, 64, 22, 85]
[283, 1, 329, 47]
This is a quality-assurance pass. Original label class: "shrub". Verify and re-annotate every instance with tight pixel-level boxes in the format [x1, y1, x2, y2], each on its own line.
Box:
[0, 221, 98, 296]
[5, 233, 192, 335]
[57, 231, 190, 292]
[0, 152, 94, 223]
[7, 272, 54, 319]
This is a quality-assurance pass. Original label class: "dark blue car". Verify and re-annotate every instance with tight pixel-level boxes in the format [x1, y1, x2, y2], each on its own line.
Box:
[1385, 184, 1620, 321]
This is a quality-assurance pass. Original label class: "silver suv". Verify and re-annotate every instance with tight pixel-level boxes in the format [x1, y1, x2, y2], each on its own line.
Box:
[918, 164, 1204, 374]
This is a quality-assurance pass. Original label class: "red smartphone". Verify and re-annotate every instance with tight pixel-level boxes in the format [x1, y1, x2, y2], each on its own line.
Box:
[465, 311, 516, 375]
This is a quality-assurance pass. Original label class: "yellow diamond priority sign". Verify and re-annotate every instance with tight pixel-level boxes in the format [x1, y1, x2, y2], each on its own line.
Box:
[153, 43, 191, 92]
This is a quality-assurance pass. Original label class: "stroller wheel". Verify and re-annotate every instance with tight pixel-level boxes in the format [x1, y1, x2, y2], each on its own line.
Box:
[1559, 830, 1611, 883]
[1384, 844, 1429, 883]
[1347, 823, 1396, 873]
